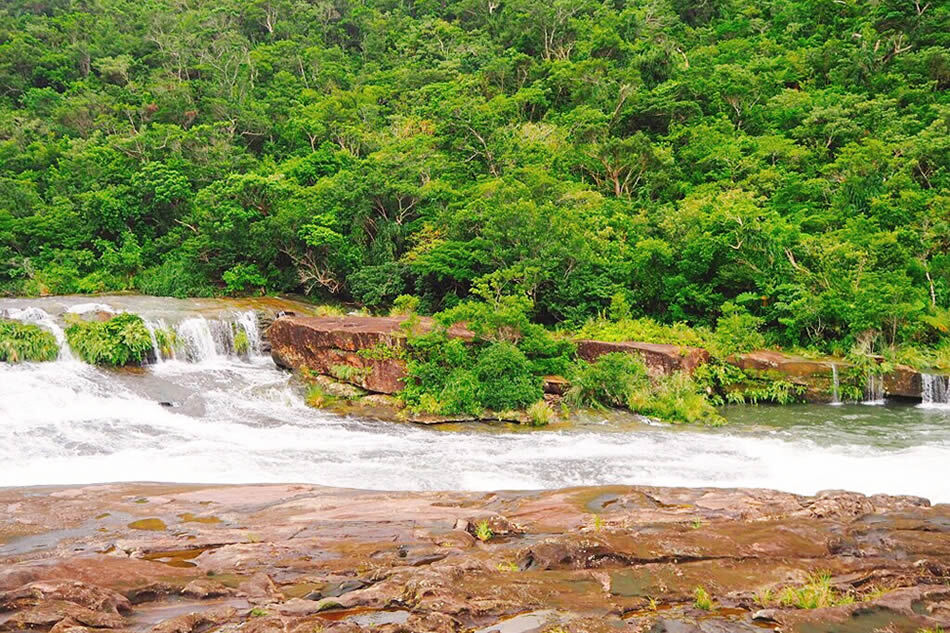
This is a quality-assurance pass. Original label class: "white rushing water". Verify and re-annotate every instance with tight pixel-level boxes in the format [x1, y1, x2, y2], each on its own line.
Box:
[830, 363, 841, 405]
[921, 373, 950, 409]
[2, 296, 950, 501]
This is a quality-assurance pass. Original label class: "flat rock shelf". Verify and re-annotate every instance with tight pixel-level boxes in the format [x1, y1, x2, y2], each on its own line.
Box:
[1, 483, 948, 633]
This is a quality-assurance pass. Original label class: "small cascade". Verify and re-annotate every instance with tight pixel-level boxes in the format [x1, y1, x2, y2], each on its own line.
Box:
[830, 364, 841, 405]
[921, 373, 950, 408]
[1, 307, 74, 361]
[863, 373, 885, 405]
[143, 318, 170, 363]
[235, 311, 263, 356]
[176, 318, 222, 362]
[164, 312, 264, 362]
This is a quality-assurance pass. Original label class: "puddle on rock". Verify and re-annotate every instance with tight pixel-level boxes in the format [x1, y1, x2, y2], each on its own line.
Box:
[473, 610, 565, 633]
[142, 546, 212, 568]
[315, 608, 410, 626]
[128, 518, 167, 531]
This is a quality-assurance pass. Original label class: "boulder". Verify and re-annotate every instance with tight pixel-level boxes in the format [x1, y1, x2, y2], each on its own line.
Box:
[576, 340, 709, 376]
[883, 365, 923, 398]
[268, 316, 472, 394]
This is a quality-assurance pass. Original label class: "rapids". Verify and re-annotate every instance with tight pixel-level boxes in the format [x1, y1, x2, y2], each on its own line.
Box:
[1, 295, 949, 501]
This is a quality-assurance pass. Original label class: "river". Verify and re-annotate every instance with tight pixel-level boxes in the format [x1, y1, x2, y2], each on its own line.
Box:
[2, 295, 949, 501]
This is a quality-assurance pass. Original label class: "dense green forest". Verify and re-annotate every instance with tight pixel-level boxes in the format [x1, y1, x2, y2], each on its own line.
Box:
[0, 0, 947, 355]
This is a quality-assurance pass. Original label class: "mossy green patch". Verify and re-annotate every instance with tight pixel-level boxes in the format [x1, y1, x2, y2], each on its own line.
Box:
[128, 518, 167, 531]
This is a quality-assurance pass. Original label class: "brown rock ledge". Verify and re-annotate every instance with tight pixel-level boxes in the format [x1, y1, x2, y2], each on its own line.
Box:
[1, 483, 948, 632]
[268, 316, 473, 394]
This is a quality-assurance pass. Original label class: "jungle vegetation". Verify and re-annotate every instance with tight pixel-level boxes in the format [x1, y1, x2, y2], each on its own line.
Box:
[0, 0, 946, 363]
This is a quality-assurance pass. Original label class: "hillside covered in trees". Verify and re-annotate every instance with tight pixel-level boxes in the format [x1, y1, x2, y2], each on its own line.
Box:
[0, 0, 947, 355]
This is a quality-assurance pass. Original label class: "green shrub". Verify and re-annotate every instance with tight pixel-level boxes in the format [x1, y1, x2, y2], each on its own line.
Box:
[710, 302, 765, 357]
[438, 369, 482, 416]
[0, 320, 60, 362]
[135, 256, 216, 298]
[474, 520, 493, 542]
[474, 342, 542, 411]
[329, 363, 370, 383]
[566, 352, 650, 409]
[575, 317, 711, 349]
[65, 313, 153, 366]
[632, 372, 724, 426]
[222, 263, 267, 294]
[390, 294, 420, 317]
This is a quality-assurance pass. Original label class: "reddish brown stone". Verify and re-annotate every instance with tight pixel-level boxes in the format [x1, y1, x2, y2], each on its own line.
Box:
[268, 316, 472, 394]
[1, 483, 949, 632]
[575, 340, 709, 376]
[542, 375, 570, 395]
[884, 365, 923, 398]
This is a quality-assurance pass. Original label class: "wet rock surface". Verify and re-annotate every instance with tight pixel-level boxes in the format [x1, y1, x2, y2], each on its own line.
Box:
[1, 483, 948, 633]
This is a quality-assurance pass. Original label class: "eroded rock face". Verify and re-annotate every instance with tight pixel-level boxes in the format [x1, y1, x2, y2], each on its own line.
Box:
[576, 340, 710, 376]
[1, 483, 948, 633]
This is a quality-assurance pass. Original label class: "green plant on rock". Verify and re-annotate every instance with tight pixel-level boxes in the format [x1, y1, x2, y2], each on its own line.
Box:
[305, 384, 338, 409]
[357, 341, 406, 361]
[693, 586, 714, 611]
[233, 328, 250, 356]
[474, 520, 493, 542]
[330, 363, 370, 383]
[526, 400, 554, 426]
[709, 301, 766, 357]
[777, 572, 854, 609]
[400, 296, 563, 417]
[65, 313, 153, 366]
[153, 328, 179, 359]
[0, 320, 60, 363]
[742, 379, 806, 405]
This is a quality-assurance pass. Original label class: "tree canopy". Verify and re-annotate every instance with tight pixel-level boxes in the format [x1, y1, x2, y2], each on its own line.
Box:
[0, 0, 946, 352]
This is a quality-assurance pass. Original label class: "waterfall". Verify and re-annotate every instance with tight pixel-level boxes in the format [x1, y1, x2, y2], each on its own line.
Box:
[176, 318, 223, 362]
[143, 318, 170, 363]
[1, 307, 74, 361]
[830, 364, 841, 405]
[863, 373, 885, 405]
[921, 373, 950, 409]
[3, 300, 267, 366]
[162, 312, 264, 363]
[235, 311, 263, 356]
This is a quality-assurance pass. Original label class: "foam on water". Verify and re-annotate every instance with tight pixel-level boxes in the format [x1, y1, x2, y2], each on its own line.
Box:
[2, 353, 949, 501]
[2, 296, 949, 501]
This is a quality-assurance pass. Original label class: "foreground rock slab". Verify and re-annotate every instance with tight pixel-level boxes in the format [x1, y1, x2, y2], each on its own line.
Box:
[1, 483, 948, 633]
